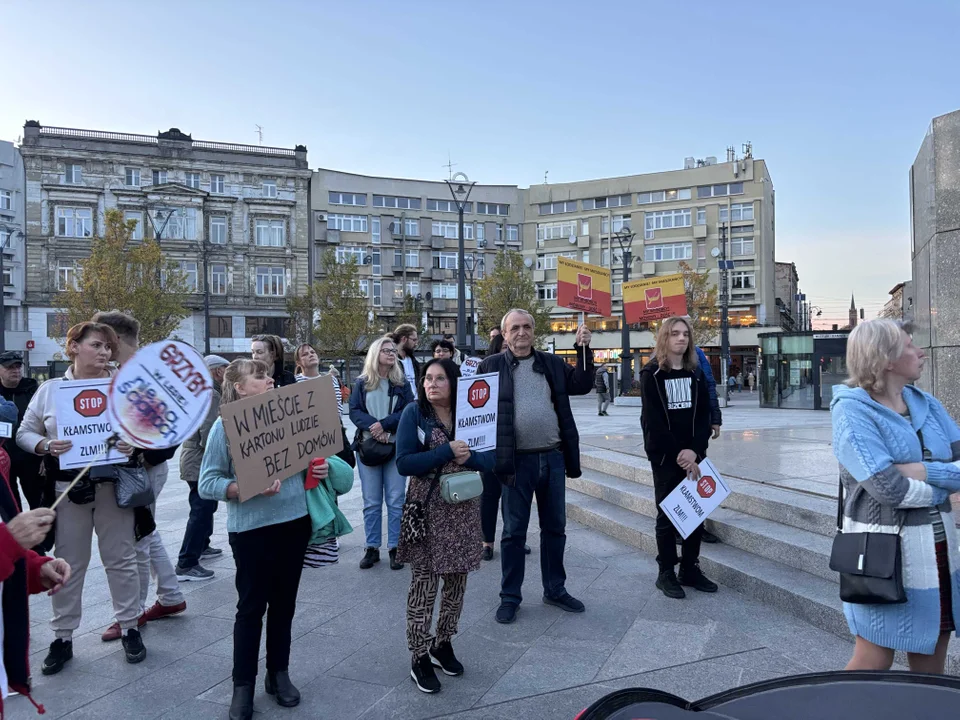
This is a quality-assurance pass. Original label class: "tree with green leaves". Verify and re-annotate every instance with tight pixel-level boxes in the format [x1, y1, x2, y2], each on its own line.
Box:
[677, 260, 719, 345]
[312, 250, 373, 381]
[475, 251, 551, 346]
[393, 294, 426, 339]
[286, 283, 318, 346]
[59, 208, 191, 345]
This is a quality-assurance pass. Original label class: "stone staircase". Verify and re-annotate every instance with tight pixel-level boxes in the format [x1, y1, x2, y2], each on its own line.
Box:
[567, 446, 960, 673]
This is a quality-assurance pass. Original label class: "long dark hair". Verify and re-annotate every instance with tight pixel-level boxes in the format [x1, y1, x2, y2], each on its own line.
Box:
[417, 358, 461, 427]
[488, 333, 504, 355]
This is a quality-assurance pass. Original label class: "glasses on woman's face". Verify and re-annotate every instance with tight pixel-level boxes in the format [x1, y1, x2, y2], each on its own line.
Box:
[380, 347, 397, 355]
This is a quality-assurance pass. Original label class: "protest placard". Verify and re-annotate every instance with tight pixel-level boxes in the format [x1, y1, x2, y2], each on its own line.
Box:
[108, 341, 214, 449]
[455, 372, 499, 452]
[623, 273, 688, 324]
[658, 458, 730, 539]
[220, 376, 343, 501]
[557, 256, 612, 317]
[0, 421, 10, 439]
[460, 356, 482, 378]
[55, 378, 125, 470]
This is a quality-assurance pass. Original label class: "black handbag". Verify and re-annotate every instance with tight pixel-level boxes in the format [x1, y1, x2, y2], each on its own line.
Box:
[829, 473, 907, 605]
[357, 433, 396, 466]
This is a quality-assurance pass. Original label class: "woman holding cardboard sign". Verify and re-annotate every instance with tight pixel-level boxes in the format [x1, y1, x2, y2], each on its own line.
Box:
[198, 358, 346, 720]
[349, 335, 414, 571]
[17, 322, 144, 676]
[395, 358, 494, 693]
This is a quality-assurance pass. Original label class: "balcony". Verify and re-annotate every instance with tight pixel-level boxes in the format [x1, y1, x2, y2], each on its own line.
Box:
[326, 229, 341, 244]
[430, 237, 447, 249]
[393, 265, 423, 274]
[694, 224, 708, 239]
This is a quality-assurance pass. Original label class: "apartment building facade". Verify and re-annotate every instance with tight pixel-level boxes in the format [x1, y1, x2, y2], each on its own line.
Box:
[0, 140, 30, 352]
[19, 122, 311, 369]
[311, 169, 522, 339]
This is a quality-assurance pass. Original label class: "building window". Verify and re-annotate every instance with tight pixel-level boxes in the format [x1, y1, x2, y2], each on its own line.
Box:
[476, 223, 485, 242]
[210, 264, 227, 294]
[697, 242, 706, 269]
[162, 208, 198, 240]
[152, 169, 167, 185]
[395, 281, 420, 299]
[394, 249, 419, 268]
[432, 283, 458, 299]
[372, 280, 382, 307]
[644, 242, 693, 262]
[462, 223, 475, 240]
[601, 248, 610, 266]
[538, 201, 577, 215]
[57, 263, 78, 291]
[719, 203, 755, 222]
[602, 215, 631, 234]
[731, 271, 756, 290]
[336, 246, 366, 264]
[371, 217, 380, 244]
[539, 254, 558, 270]
[476, 202, 509, 215]
[697, 182, 744, 199]
[612, 279, 622, 297]
[255, 219, 286, 247]
[245, 316, 286, 337]
[433, 251, 459, 270]
[185, 172, 201, 189]
[209, 216, 227, 244]
[731, 237, 755, 256]
[537, 221, 577, 243]
[329, 191, 367, 206]
[644, 208, 692, 239]
[55, 207, 93, 238]
[538, 284, 558, 301]
[374, 195, 421, 210]
[123, 211, 143, 240]
[696, 207, 706, 225]
[124, 168, 140, 187]
[210, 174, 225, 194]
[371, 249, 381, 275]
[507, 225, 519, 242]
[427, 198, 471, 213]
[359, 279, 370, 298]
[255, 266, 285, 296]
[47, 312, 70, 338]
[262, 179, 277, 198]
[583, 194, 631, 210]
[328, 213, 368, 232]
[581, 219, 590, 236]
[432, 221, 459, 239]
[165, 261, 198, 292]
[64, 164, 82, 184]
[209, 316, 232, 337]
[0, 191, 9, 211]
[390, 217, 420, 237]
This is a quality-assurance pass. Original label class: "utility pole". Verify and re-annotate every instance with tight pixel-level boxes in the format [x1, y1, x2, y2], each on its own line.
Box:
[719, 222, 730, 403]
[200, 236, 211, 355]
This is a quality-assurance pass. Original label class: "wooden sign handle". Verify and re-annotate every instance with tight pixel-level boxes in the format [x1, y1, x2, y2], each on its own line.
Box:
[50, 434, 121, 510]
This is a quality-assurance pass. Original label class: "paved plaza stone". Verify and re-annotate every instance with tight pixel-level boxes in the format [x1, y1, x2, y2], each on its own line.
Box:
[12, 396, 889, 719]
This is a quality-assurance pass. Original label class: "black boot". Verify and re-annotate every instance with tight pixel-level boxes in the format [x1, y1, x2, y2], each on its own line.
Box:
[265, 670, 301, 707]
[389, 547, 404, 570]
[359, 547, 380, 569]
[229, 684, 255, 720]
[655, 567, 685, 599]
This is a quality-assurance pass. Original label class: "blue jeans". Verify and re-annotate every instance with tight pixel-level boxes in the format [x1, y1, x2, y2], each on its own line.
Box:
[178, 481, 218, 569]
[500, 449, 567, 606]
[357, 456, 406, 549]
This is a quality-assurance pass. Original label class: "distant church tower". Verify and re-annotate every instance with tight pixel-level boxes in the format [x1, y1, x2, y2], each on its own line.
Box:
[849, 294, 858, 329]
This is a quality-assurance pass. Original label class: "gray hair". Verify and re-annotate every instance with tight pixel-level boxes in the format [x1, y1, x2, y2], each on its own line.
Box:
[845, 318, 914, 394]
[501, 309, 535, 333]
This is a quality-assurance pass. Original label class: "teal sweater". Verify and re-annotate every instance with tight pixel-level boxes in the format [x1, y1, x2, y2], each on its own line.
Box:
[198, 417, 308, 533]
[306, 455, 354, 543]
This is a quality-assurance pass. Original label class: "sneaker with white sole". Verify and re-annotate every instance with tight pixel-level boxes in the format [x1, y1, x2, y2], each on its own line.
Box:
[411, 654, 441, 693]
[176, 564, 214, 581]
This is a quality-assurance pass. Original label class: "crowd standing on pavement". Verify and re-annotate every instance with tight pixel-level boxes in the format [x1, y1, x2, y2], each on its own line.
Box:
[4, 308, 960, 720]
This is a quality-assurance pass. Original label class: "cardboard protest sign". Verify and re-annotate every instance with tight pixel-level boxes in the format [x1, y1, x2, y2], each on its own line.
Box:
[55, 378, 125, 469]
[455, 372, 499, 452]
[557, 257, 612, 317]
[220, 376, 343, 501]
[659, 458, 730, 539]
[460, 356, 482, 378]
[623, 273, 687, 324]
[108, 341, 214, 449]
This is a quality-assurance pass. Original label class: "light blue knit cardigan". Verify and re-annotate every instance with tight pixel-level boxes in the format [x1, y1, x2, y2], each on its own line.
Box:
[831, 384, 960, 654]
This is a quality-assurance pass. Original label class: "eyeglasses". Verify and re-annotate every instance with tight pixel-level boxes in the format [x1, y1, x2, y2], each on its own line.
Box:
[380, 348, 398, 355]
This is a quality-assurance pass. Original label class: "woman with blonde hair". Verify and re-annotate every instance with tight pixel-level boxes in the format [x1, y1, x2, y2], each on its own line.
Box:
[639, 316, 716, 599]
[831, 319, 960, 674]
[349, 335, 414, 570]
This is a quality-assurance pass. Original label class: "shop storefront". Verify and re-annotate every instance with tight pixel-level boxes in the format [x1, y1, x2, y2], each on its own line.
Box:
[758, 331, 850, 410]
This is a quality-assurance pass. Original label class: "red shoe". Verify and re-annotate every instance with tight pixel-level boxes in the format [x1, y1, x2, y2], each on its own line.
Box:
[141, 600, 187, 623]
[101, 615, 147, 642]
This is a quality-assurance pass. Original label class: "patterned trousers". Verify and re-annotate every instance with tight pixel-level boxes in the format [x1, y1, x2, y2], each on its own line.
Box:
[406, 564, 468, 658]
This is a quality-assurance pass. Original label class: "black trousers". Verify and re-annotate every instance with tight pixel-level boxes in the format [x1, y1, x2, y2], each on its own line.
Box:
[178, 481, 218, 569]
[228, 514, 311, 686]
[480, 472, 501, 544]
[652, 463, 704, 572]
[11, 456, 54, 553]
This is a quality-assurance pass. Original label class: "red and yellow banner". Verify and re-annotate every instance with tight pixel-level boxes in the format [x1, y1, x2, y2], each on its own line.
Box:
[557, 257, 612, 317]
[623, 273, 687, 324]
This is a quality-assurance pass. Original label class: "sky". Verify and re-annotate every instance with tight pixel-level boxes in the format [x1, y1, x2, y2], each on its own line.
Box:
[4, 0, 958, 329]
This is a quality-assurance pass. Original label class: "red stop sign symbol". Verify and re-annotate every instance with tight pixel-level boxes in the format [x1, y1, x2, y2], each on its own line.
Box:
[468, 380, 490, 409]
[75, 389, 107, 418]
[697, 475, 716, 499]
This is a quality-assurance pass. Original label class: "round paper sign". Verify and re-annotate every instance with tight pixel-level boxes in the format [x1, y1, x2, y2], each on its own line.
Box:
[108, 341, 214, 449]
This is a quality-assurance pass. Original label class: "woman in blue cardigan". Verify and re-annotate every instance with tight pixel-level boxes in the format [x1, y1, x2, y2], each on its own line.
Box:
[395, 358, 494, 694]
[199, 358, 337, 720]
[831, 319, 960, 673]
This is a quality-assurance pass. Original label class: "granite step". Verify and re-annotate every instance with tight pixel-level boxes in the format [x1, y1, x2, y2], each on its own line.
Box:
[579, 447, 838, 538]
[568, 470, 837, 583]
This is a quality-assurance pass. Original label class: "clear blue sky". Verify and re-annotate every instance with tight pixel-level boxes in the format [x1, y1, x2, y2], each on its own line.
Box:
[5, 0, 957, 327]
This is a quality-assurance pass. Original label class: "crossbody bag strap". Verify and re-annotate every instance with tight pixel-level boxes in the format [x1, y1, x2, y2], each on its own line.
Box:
[836, 475, 844, 532]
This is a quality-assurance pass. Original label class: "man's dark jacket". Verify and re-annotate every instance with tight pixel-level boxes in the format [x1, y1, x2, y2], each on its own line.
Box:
[0, 378, 39, 468]
[477, 345, 594, 483]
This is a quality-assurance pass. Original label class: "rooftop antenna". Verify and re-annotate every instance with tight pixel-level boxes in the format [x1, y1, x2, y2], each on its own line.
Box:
[443, 152, 457, 181]
[255, 125, 264, 145]
[544, 170, 549, 185]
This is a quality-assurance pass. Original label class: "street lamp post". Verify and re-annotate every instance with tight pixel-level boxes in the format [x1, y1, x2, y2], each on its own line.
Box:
[719, 222, 731, 402]
[199, 236, 211, 355]
[445, 173, 476, 354]
[613, 227, 636, 396]
[464, 254, 485, 354]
